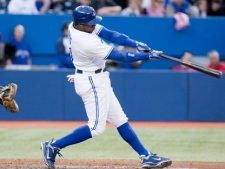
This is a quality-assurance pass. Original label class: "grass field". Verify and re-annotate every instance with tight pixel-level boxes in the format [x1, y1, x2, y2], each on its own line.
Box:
[1, 127, 225, 163]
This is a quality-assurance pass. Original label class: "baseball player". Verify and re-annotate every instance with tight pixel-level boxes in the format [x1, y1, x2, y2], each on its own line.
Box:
[41, 5, 172, 169]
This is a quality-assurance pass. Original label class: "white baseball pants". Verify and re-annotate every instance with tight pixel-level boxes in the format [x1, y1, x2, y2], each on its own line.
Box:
[74, 71, 128, 137]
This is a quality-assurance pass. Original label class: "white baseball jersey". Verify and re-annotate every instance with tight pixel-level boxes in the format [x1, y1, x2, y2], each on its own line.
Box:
[68, 23, 113, 71]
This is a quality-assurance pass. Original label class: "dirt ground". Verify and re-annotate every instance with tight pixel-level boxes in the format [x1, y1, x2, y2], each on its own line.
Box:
[0, 121, 225, 169]
[0, 159, 224, 169]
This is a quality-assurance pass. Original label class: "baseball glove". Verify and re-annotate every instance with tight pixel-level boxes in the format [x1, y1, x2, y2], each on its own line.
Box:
[0, 83, 19, 113]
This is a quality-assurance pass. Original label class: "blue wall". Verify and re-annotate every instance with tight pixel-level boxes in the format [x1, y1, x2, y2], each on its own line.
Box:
[189, 74, 225, 121]
[0, 14, 225, 62]
[0, 70, 224, 121]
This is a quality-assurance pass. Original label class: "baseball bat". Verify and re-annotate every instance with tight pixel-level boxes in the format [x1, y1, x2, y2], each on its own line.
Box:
[160, 54, 223, 78]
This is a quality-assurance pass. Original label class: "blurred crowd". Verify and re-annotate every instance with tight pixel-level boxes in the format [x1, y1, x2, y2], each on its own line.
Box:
[0, 0, 224, 17]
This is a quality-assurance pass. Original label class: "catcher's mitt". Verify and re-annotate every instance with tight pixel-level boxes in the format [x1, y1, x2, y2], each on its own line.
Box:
[0, 83, 19, 113]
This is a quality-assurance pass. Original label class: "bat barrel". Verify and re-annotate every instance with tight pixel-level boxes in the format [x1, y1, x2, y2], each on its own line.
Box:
[160, 54, 223, 78]
[191, 64, 222, 78]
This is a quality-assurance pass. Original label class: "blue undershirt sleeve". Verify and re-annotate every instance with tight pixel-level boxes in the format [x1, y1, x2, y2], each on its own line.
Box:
[98, 27, 136, 48]
[106, 48, 149, 63]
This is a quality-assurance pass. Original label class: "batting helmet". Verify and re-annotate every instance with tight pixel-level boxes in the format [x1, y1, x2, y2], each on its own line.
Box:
[73, 6, 102, 25]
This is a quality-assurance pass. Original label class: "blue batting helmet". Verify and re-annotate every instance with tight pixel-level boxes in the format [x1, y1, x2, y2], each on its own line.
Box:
[73, 6, 102, 25]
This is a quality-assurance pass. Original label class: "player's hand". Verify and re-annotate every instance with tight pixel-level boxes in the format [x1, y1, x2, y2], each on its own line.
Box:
[136, 41, 151, 53]
[149, 50, 163, 60]
[67, 74, 75, 83]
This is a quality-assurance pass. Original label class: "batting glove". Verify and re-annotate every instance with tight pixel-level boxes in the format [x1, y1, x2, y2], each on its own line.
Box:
[136, 41, 151, 53]
[67, 74, 75, 83]
[149, 50, 163, 60]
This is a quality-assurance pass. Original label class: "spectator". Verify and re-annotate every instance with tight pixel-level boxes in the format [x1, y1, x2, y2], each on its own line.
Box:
[49, 0, 90, 13]
[136, 0, 148, 15]
[56, 22, 74, 69]
[1, 31, 16, 67]
[172, 52, 193, 71]
[190, 0, 207, 17]
[6, 25, 32, 65]
[91, 0, 122, 15]
[207, 50, 225, 71]
[207, 0, 224, 16]
[165, 0, 173, 7]
[165, 0, 190, 16]
[146, 0, 165, 16]
[35, 0, 51, 14]
[63, 0, 74, 12]
[142, 0, 151, 8]
[49, 0, 64, 13]
[121, 0, 140, 16]
[7, 0, 39, 14]
[113, 0, 128, 9]
[0, 0, 8, 12]
[73, 0, 91, 9]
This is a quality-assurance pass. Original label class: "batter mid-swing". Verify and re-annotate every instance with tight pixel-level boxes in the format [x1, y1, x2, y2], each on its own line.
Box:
[41, 5, 172, 169]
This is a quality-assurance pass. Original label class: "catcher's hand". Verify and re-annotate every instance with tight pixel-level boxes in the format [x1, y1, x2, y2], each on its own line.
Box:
[0, 83, 19, 113]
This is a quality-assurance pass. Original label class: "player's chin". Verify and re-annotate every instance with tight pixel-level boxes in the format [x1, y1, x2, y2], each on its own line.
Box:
[88, 27, 95, 33]
[89, 29, 95, 33]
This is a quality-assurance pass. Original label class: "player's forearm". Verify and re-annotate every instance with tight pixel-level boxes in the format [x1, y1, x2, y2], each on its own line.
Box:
[98, 27, 136, 48]
[106, 48, 149, 63]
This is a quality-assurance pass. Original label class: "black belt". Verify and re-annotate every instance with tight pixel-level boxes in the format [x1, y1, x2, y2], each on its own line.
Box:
[76, 68, 106, 74]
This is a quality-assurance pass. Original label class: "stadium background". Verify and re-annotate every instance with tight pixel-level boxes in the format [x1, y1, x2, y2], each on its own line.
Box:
[0, 7, 225, 168]
[0, 15, 225, 121]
